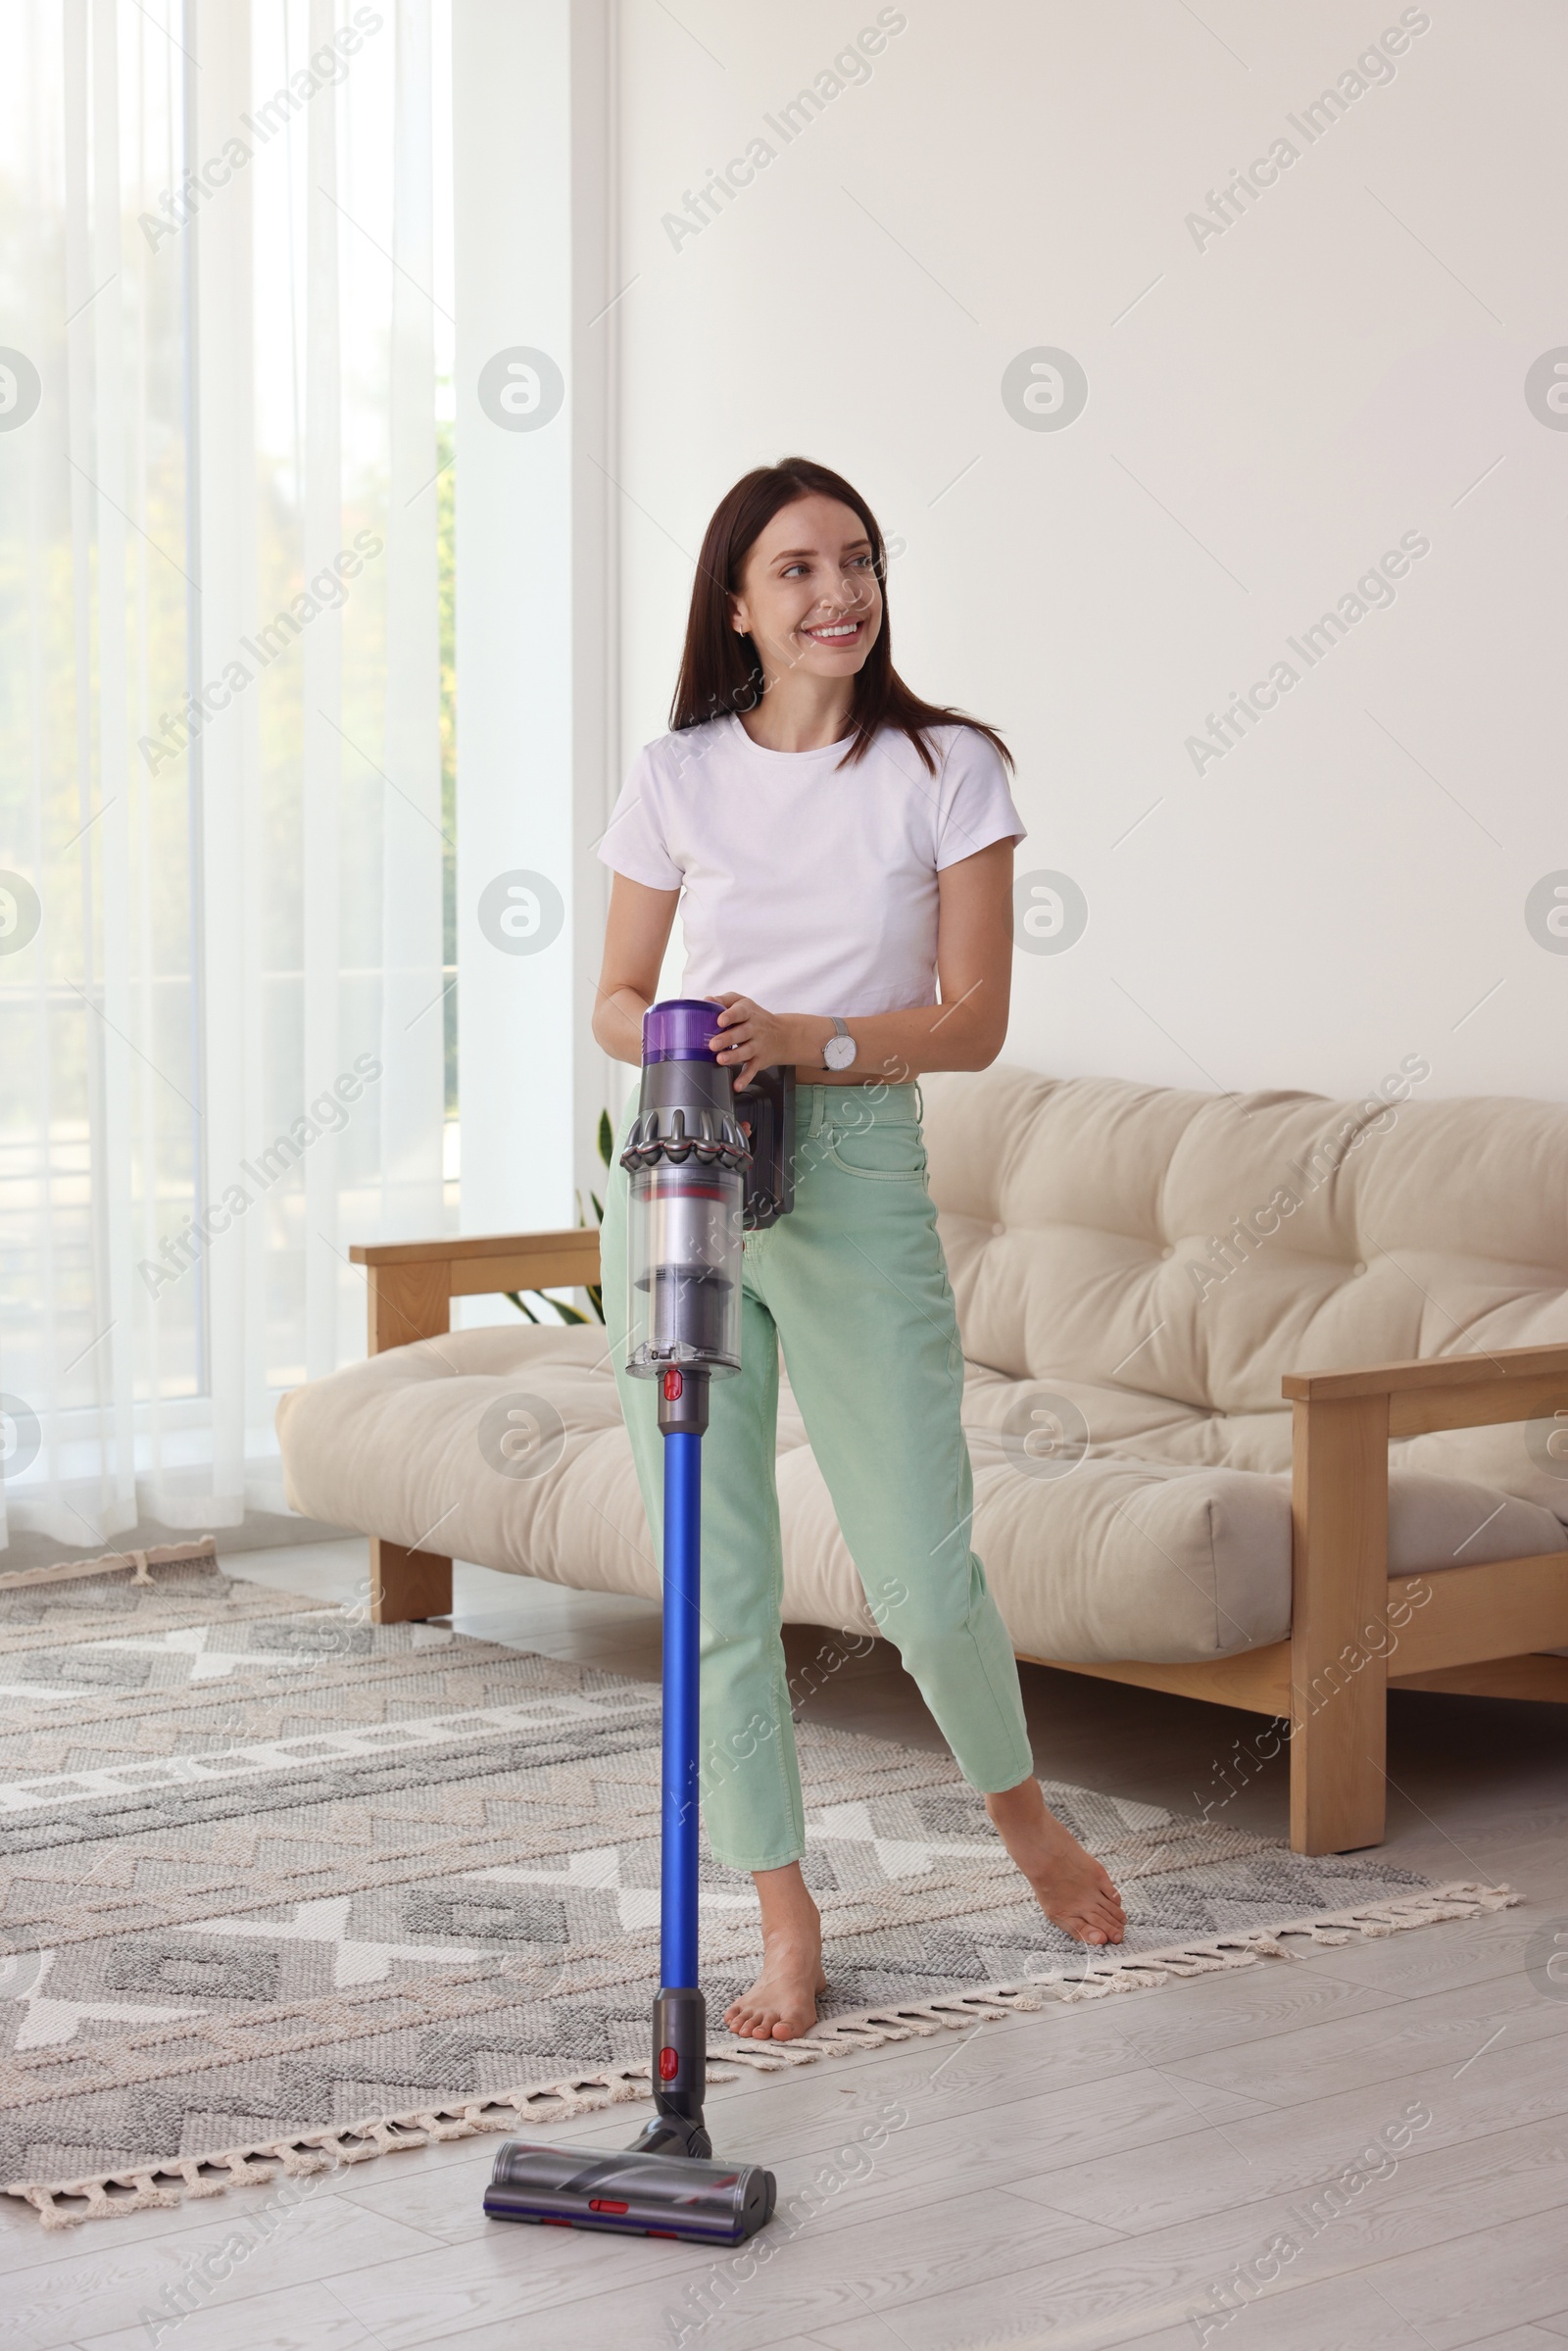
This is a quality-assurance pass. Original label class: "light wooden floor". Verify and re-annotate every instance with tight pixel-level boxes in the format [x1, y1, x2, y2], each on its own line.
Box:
[6, 1537, 1568, 2351]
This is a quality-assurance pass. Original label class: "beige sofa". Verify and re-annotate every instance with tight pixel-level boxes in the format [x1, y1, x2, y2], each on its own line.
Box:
[276, 1063, 1568, 1856]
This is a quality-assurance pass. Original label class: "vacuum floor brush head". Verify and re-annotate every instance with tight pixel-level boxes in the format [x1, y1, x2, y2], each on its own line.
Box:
[484, 2137, 777, 2243]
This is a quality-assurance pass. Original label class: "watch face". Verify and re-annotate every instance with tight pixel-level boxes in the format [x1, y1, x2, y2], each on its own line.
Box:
[824, 1034, 857, 1069]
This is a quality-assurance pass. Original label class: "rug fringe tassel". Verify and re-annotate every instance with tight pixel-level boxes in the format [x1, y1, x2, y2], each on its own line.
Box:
[0, 1538, 217, 1593]
[3, 1878, 1515, 2227]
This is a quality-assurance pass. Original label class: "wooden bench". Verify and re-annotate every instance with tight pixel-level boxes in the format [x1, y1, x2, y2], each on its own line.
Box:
[349, 1228, 1568, 1857]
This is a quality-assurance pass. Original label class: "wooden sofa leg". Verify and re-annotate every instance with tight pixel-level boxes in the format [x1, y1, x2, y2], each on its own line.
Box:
[370, 1538, 453, 1625]
[1288, 1393, 1390, 1855]
[358, 1258, 455, 1625]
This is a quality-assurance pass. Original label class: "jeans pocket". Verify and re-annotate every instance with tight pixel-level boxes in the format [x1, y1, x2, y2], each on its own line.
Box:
[823, 1119, 928, 1182]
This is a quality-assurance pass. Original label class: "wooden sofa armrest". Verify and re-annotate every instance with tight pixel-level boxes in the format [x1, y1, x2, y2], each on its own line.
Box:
[1283, 1340, 1568, 1436]
[341, 1228, 604, 1627]
[1282, 1340, 1568, 1853]
[349, 1228, 603, 1354]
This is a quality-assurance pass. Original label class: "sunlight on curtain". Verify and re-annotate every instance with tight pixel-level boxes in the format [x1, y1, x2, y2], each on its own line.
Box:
[0, 0, 454, 1549]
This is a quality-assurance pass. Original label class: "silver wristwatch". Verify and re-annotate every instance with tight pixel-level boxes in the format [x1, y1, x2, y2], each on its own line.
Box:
[822, 1016, 858, 1072]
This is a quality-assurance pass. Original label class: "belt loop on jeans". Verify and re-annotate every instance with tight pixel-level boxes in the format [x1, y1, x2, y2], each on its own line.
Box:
[913, 1079, 925, 1123]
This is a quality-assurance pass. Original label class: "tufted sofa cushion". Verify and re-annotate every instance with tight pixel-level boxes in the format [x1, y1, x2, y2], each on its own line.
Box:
[276, 1066, 1568, 1663]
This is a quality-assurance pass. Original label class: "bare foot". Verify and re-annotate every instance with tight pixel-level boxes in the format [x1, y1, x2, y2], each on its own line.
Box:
[723, 1859, 827, 2040]
[986, 1777, 1127, 1947]
[722, 1935, 828, 2041]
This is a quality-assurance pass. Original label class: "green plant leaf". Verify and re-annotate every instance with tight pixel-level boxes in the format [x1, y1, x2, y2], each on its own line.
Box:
[598, 1107, 613, 1167]
[590, 1190, 604, 1225]
[504, 1290, 539, 1322]
[543, 1295, 589, 1325]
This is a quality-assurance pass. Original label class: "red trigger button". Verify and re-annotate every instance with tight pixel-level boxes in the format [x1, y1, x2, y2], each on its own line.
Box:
[662, 1369, 684, 1400]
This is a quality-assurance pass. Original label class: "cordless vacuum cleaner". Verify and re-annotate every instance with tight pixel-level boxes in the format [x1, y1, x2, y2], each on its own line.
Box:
[484, 1000, 794, 2244]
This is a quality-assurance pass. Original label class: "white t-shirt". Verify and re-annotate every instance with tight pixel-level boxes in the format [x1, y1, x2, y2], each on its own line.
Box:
[596, 715, 1026, 1015]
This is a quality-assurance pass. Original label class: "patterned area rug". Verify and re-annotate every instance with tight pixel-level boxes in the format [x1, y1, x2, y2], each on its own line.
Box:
[0, 1558, 1512, 2228]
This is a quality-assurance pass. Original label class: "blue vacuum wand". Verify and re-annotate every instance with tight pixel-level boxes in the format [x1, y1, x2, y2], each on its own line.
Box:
[484, 1000, 789, 2244]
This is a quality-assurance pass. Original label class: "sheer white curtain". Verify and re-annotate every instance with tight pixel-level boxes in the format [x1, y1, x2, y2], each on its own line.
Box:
[0, 0, 451, 1551]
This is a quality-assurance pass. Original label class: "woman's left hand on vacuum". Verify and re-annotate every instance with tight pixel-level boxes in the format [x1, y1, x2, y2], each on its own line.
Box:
[707, 995, 819, 1090]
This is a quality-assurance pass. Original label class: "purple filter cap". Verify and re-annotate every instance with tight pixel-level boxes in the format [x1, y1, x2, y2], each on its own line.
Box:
[642, 998, 724, 1064]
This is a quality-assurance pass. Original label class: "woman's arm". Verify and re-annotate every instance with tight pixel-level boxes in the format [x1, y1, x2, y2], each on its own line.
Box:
[710, 835, 1016, 1091]
[592, 871, 682, 1065]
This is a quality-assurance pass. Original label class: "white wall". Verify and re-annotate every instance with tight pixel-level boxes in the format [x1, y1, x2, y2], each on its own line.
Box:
[453, 0, 570, 1244]
[454, 0, 623, 1257]
[604, 0, 1566, 1105]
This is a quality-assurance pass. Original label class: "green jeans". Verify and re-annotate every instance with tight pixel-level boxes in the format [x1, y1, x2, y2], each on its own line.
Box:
[602, 1076, 1034, 1873]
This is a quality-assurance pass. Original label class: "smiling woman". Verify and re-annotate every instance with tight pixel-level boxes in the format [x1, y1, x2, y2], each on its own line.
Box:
[591, 456, 1128, 2054]
[598, 459, 1023, 1090]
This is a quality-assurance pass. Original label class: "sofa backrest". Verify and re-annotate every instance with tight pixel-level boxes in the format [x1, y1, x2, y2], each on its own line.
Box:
[919, 1063, 1568, 1417]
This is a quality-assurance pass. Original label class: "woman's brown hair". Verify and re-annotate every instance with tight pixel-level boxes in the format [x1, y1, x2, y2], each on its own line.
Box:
[668, 457, 1012, 777]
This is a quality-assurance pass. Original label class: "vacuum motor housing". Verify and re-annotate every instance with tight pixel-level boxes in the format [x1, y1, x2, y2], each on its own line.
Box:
[622, 1051, 749, 1380]
[621, 1000, 796, 1384]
